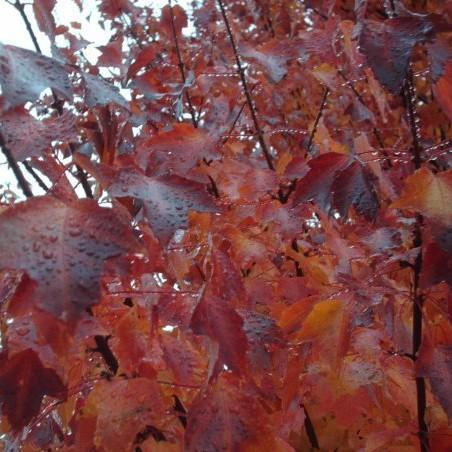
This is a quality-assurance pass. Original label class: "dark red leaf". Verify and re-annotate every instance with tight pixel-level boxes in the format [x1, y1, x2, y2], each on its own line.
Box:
[127, 45, 158, 80]
[428, 37, 452, 121]
[0, 44, 72, 109]
[238, 309, 284, 369]
[139, 123, 220, 176]
[190, 292, 248, 373]
[75, 157, 218, 244]
[331, 161, 379, 219]
[293, 153, 379, 219]
[98, 37, 124, 68]
[81, 72, 129, 109]
[359, 15, 435, 93]
[99, 0, 135, 18]
[0, 349, 66, 431]
[30, 154, 77, 201]
[239, 38, 304, 83]
[0, 196, 140, 319]
[417, 337, 452, 418]
[185, 374, 277, 451]
[33, 0, 56, 40]
[420, 241, 452, 288]
[293, 152, 349, 210]
[208, 245, 248, 308]
[0, 108, 78, 160]
[160, 5, 188, 38]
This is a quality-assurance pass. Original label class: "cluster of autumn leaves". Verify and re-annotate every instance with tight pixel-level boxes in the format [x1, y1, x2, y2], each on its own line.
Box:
[0, 0, 451, 450]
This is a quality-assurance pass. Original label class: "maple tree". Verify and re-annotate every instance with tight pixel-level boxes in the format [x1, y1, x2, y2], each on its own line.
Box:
[0, 0, 451, 450]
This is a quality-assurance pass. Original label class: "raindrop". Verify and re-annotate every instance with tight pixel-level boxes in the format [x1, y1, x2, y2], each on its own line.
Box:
[43, 249, 54, 260]
[69, 227, 82, 237]
[16, 327, 30, 336]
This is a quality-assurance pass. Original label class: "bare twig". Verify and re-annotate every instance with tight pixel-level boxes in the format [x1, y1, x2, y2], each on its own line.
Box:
[222, 84, 257, 145]
[337, 69, 393, 168]
[0, 133, 33, 198]
[217, 0, 274, 170]
[302, 404, 320, 449]
[337, 70, 386, 147]
[168, 0, 198, 127]
[307, 87, 329, 153]
[22, 161, 49, 192]
[11, 0, 93, 199]
[14, 0, 42, 53]
[120, 13, 144, 50]
[403, 70, 429, 452]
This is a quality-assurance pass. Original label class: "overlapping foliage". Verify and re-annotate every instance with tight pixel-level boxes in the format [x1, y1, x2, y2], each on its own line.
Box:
[0, 0, 451, 450]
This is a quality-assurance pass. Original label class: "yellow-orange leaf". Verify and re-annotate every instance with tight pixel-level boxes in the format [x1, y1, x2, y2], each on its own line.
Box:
[297, 299, 343, 341]
[391, 167, 452, 225]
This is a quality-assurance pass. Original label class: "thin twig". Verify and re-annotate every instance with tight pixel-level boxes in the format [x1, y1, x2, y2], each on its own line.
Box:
[297, 0, 328, 21]
[217, 0, 274, 170]
[302, 404, 320, 449]
[307, 87, 329, 153]
[22, 161, 49, 192]
[0, 133, 33, 197]
[121, 13, 144, 50]
[14, 0, 42, 53]
[12, 0, 93, 199]
[403, 70, 429, 452]
[222, 84, 257, 145]
[337, 70, 385, 147]
[337, 69, 392, 167]
[168, 0, 198, 127]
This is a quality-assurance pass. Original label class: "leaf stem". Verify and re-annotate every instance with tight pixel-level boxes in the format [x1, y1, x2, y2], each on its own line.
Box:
[217, 0, 274, 170]
[302, 404, 320, 449]
[0, 133, 33, 197]
[307, 87, 329, 153]
[168, 0, 198, 128]
[222, 84, 257, 145]
[11, 0, 93, 199]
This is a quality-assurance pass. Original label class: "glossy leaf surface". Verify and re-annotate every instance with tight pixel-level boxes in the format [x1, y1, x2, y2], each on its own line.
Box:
[0, 196, 140, 319]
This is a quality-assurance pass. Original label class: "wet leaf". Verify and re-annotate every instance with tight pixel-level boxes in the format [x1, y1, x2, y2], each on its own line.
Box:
[391, 167, 452, 225]
[417, 337, 452, 418]
[0, 44, 72, 109]
[359, 15, 435, 93]
[190, 291, 248, 373]
[0, 196, 140, 319]
[0, 108, 78, 160]
[0, 349, 66, 432]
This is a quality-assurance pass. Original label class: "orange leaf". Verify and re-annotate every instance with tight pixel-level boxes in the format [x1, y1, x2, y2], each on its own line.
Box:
[391, 167, 452, 225]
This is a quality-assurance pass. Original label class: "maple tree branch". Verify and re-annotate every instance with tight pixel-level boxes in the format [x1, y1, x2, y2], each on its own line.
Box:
[337, 70, 385, 148]
[168, 0, 198, 128]
[302, 404, 320, 449]
[403, 71, 429, 452]
[22, 161, 49, 192]
[11, 0, 94, 199]
[404, 73, 423, 169]
[0, 133, 33, 198]
[13, 0, 42, 53]
[337, 70, 393, 168]
[217, 0, 274, 170]
[92, 335, 119, 375]
[307, 86, 329, 153]
[120, 13, 144, 50]
[222, 84, 257, 145]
